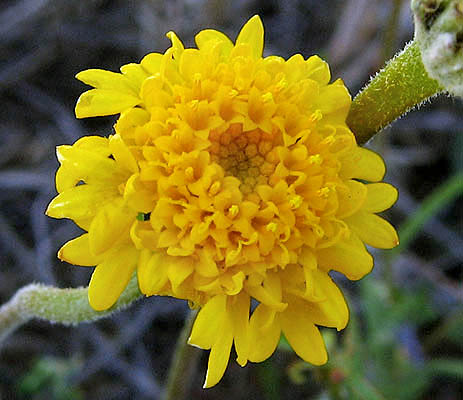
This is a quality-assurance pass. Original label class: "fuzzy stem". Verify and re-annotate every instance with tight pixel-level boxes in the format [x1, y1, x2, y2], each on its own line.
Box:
[163, 309, 200, 400]
[0, 274, 142, 344]
[347, 40, 443, 144]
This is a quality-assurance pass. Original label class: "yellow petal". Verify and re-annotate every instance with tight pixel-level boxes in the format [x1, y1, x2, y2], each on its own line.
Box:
[301, 251, 322, 301]
[307, 270, 349, 330]
[195, 29, 233, 52]
[345, 211, 399, 249]
[140, 52, 163, 75]
[340, 147, 386, 182]
[221, 271, 245, 296]
[317, 232, 373, 280]
[280, 303, 327, 365]
[115, 107, 150, 136]
[120, 63, 149, 93]
[136, 249, 151, 291]
[167, 257, 195, 292]
[229, 293, 250, 367]
[203, 312, 233, 388]
[299, 247, 317, 270]
[74, 135, 111, 155]
[140, 75, 172, 109]
[179, 49, 204, 82]
[305, 55, 331, 85]
[189, 295, 227, 350]
[74, 217, 92, 231]
[315, 81, 351, 117]
[166, 31, 185, 60]
[46, 185, 117, 220]
[247, 304, 281, 363]
[88, 244, 138, 311]
[76, 69, 137, 95]
[56, 145, 119, 183]
[245, 281, 287, 312]
[55, 165, 81, 193]
[58, 233, 103, 266]
[197, 250, 219, 278]
[137, 251, 169, 295]
[363, 183, 398, 213]
[88, 201, 135, 255]
[55, 138, 112, 191]
[124, 174, 155, 213]
[336, 179, 367, 218]
[109, 134, 138, 173]
[235, 15, 264, 58]
[75, 89, 141, 118]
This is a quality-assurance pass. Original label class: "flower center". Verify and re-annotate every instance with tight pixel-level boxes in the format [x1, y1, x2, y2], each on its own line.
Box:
[209, 123, 279, 194]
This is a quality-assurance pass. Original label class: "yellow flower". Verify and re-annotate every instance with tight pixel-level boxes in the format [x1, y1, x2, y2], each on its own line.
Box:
[47, 16, 399, 387]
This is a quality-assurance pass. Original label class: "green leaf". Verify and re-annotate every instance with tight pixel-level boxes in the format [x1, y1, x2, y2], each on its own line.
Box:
[391, 171, 463, 257]
[427, 358, 463, 379]
[257, 359, 281, 400]
[277, 334, 292, 352]
[345, 375, 387, 400]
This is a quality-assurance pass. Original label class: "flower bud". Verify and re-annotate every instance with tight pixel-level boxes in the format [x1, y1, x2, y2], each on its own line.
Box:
[412, 0, 463, 97]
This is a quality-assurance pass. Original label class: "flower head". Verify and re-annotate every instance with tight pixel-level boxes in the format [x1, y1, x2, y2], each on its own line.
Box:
[47, 16, 399, 387]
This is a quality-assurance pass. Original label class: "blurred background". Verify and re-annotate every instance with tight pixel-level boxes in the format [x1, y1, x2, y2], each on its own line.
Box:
[0, 0, 461, 399]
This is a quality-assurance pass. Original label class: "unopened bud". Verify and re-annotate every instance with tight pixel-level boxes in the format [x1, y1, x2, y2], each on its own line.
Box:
[412, 0, 463, 97]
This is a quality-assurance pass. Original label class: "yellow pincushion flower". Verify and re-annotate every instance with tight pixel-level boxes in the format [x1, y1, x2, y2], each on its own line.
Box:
[47, 16, 399, 387]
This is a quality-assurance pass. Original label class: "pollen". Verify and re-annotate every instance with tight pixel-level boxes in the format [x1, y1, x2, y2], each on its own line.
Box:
[209, 181, 221, 195]
[310, 109, 323, 122]
[266, 222, 278, 232]
[228, 205, 239, 217]
[317, 187, 330, 197]
[261, 92, 274, 103]
[275, 78, 288, 92]
[185, 166, 195, 181]
[308, 154, 323, 165]
[289, 195, 303, 209]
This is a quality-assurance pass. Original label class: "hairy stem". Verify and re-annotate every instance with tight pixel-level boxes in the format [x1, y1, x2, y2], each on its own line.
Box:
[0, 274, 142, 344]
[347, 40, 443, 144]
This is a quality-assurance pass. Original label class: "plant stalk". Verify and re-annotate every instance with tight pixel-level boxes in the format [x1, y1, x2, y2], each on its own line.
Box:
[162, 308, 200, 400]
[0, 274, 142, 344]
[347, 40, 443, 144]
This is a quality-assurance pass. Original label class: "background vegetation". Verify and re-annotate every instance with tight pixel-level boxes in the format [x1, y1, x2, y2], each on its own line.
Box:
[0, 0, 461, 398]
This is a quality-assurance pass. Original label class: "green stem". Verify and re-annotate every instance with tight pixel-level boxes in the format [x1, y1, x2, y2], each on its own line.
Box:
[384, 171, 463, 300]
[347, 40, 443, 144]
[163, 309, 200, 400]
[392, 171, 463, 257]
[0, 274, 142, 343]
[423, 309, 463, 351]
